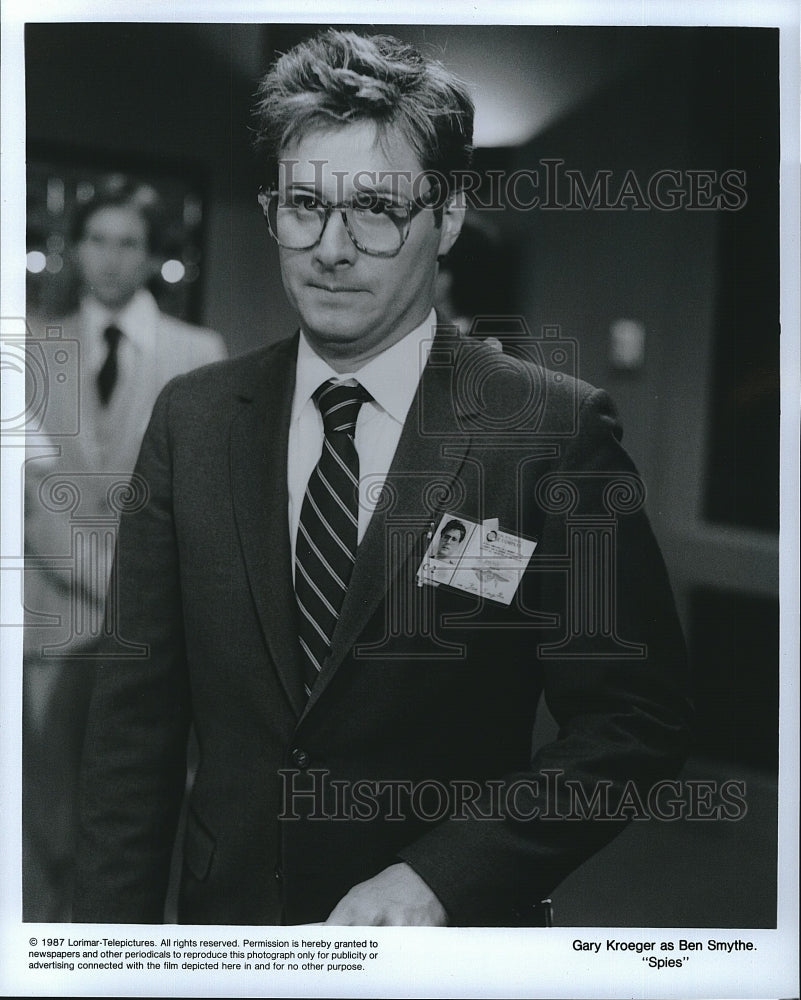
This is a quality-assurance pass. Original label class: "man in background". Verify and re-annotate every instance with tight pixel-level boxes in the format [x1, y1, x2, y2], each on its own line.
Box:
[24, 178, 226, 920]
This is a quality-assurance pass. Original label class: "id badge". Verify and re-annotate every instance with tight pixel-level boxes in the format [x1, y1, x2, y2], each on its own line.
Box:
[417, 512, 537, 605]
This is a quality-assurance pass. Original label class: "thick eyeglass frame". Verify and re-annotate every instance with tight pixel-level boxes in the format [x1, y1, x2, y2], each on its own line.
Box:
[257, 185, 438, 259]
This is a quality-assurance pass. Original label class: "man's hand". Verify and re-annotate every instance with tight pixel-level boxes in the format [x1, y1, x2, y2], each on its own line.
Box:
[325, 862, 448, 926]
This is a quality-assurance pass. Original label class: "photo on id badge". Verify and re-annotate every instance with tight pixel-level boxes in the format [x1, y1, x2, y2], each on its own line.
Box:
[417, 512, 538, 604]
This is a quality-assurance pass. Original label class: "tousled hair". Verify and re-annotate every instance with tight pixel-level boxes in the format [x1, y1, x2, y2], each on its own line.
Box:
[253, 29, 474, 198]
[441, 519, 467, 543]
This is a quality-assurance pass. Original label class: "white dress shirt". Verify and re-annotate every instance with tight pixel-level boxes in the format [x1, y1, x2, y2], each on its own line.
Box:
[287, 309, 437, 571]
[81, 287, 158, 378]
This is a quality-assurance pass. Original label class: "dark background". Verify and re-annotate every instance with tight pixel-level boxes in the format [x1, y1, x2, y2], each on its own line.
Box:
[25, 22, 781, 926]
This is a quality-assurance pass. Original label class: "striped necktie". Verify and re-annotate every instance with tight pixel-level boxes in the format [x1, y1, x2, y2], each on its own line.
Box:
[295, 379, 371, 696]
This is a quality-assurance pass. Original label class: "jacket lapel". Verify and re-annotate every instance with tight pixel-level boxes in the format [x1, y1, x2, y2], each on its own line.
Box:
[230, 335, 306, 718]
[304, 327, 479, 714]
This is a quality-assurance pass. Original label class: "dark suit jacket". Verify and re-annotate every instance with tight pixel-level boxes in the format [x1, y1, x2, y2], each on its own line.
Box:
[74, 328, 691, 925]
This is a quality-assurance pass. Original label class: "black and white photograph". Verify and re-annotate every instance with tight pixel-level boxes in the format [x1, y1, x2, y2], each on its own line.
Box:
[1, 2, 798, 998]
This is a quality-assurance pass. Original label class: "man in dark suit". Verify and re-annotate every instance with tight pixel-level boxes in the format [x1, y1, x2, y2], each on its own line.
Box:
[74, 29, 691, 926]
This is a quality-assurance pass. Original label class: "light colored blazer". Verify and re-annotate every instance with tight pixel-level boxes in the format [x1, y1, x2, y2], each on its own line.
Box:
[24, 293, 227, 658]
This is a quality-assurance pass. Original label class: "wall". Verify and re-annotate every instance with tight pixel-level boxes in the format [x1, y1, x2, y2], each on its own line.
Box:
[505, 31, 780, 773]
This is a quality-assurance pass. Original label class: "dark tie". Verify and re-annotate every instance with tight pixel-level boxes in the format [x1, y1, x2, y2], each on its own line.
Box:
[97, 324, 123, 405]
[295, 379, 371, 695]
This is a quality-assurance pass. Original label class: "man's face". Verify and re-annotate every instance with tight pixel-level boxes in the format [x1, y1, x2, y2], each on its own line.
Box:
[75, 206, 156, 311]
[276, 121, 464, 371]
[436, 527, 464, 560]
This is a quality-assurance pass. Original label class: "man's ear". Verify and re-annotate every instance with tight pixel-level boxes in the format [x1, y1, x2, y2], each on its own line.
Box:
[437, 191, 467, 258]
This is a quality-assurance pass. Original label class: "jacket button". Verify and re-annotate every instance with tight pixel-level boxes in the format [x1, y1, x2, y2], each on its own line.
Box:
[274, 865, 282, 882]
[291, 747, 310, 769]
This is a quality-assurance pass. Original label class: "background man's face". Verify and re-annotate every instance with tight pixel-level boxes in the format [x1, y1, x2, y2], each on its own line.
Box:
[436, 527, 464, 560]
[76, 205, 155, 311]
[277, 121, 463, 370]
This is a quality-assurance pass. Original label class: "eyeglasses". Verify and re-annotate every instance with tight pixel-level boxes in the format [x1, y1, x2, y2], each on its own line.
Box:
[257, 186, 433, 258]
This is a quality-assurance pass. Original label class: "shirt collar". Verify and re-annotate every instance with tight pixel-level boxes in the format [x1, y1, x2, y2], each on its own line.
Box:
[80, 287, 158, 353]
[292, 309, 438, 426]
